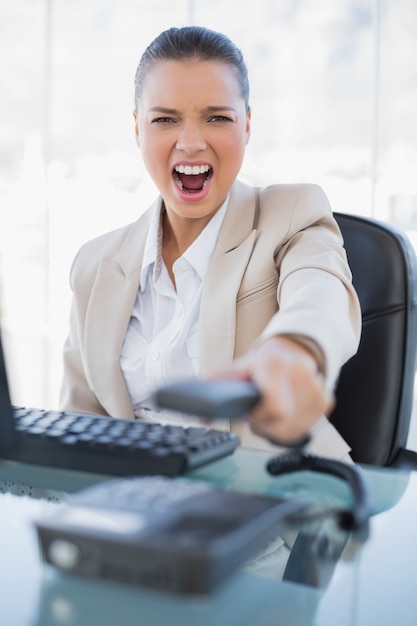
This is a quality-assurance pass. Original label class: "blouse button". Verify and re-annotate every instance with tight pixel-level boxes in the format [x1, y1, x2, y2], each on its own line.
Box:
[152, 350, 160, 361]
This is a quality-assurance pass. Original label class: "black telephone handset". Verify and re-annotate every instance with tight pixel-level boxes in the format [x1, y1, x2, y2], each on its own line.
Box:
[154, 378, 310, 448]
[154, 379, 371, 530]
[154, 378, 260, 419]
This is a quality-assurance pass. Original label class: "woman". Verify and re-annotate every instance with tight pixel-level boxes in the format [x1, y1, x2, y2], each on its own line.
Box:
[60, 26, 361, 458]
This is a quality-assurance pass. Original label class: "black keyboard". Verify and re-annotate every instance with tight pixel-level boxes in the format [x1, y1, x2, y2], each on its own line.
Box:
[4, 406, 240, 476]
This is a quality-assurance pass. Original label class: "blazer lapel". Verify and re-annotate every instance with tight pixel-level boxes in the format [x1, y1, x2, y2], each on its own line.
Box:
[200, 181, 259, 375]
[83, 207, 154, 418]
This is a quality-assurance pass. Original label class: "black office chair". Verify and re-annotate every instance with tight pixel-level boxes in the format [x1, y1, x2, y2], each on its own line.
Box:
[281, 214, 417, 586]
[329, 212, 417, 469]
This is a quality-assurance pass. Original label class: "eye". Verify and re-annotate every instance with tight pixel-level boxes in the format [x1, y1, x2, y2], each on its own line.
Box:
[151, 117, 177, 124]
[208, 115, 233, 123]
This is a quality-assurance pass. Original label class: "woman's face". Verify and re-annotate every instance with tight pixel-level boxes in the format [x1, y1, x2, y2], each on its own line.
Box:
[135, 59, 251, 222]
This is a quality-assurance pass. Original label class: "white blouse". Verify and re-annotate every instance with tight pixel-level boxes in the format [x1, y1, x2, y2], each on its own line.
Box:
[119, 199, 228, 425]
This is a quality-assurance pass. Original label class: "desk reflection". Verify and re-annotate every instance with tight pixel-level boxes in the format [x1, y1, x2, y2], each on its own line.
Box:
[0, 452, 414, 626]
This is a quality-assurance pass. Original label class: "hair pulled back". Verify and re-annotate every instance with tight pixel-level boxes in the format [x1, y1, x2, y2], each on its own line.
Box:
[134, 26, 250, 112]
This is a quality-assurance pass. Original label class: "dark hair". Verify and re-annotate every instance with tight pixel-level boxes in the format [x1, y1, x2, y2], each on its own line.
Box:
[134, 26, 250, 112]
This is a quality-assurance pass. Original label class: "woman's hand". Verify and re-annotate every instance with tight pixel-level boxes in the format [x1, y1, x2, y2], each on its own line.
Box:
[217, 336, 334, 446]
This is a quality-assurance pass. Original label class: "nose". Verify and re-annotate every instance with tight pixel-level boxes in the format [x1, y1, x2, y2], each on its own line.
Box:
[176, 121, 207, 154]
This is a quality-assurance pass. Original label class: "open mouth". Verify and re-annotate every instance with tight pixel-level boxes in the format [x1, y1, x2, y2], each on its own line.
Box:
[173, 164, 213, 194]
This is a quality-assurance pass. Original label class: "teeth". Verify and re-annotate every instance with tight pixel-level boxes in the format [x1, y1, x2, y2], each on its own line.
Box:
[175, 164, 210, 175]
[173, 164, 211, 192]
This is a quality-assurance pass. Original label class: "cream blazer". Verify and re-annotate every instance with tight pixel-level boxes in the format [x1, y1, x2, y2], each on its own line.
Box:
[60, 180, 361, 458]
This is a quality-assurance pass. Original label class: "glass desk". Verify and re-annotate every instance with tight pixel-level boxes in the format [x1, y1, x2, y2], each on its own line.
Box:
[0, 448, 416, 626]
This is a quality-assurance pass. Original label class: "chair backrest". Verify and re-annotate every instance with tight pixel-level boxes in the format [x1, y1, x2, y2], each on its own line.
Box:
[329, 213, 417, 466]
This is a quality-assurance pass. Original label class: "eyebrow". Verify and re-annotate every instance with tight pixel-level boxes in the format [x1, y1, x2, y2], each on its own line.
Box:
[148, 105, 237, 114]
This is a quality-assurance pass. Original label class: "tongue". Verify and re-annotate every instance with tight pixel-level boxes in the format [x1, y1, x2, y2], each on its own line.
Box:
[179, 172, 207, 191]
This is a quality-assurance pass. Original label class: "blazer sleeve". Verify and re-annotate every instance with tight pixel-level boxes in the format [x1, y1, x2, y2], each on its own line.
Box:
[258, 184, 361, 395]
